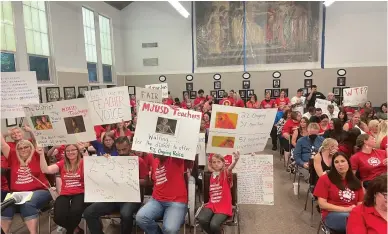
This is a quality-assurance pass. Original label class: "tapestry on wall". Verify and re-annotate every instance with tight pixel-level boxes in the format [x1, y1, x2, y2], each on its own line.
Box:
[195, 1, 321, 67]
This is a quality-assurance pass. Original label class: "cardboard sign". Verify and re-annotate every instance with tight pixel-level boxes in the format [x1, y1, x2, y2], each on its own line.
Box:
[196, 133, 206, 166]
[343, 86, 368, 106]
[1, 72, 39, 118]
[145, 83, 168, 98]
[132, 101, 201, 161]
[135, 87, 162, 112]
[315, 99, 339, 117]
[85, 86, 131, 125]
[206, 105, 277, 155]
[23, 99, 96, 147]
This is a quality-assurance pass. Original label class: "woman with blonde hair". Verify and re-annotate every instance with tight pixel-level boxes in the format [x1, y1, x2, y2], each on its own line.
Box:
[312, 138, 338, 185]
[0, 133, 51, 234]
[375, 120, 387, 150]
[233, 92, 245, 107]
[368, 119, 380, 138]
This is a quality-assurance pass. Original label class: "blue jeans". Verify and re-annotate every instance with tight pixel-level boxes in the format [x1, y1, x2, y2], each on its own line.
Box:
[136, 198, 188, 234]
[1, 190, 51, 221]
[325, 212, 349, 232]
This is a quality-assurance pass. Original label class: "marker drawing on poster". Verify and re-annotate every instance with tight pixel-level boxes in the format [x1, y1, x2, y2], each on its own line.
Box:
[1, 71, 39, 118]
[342, 86, 368, 107]
[234, 154, 274, 205]
[132, 101, 201, 161]
[206, 105, 277, 155]
[197, 133, 206, 166]
[84, 157, 140, 202]
[315, 99, 339, 116]
[23, 99, 95, 147]
[145, 83, 168, 98]
[135, 87, 162, 112]
[85, 86, 131, 125]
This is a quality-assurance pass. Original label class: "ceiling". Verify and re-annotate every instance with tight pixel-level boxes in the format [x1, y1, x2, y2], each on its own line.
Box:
[104, 1, 132, 10]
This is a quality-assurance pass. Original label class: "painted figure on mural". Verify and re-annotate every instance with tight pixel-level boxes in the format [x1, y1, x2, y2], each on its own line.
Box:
[245, 2, 265, 45]
[231, 5, 244, 46]
[206, 5, 222, 54]
[219, 5, 229, 50]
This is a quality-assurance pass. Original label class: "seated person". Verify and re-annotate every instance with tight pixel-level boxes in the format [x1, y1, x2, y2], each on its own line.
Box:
[281, 111, 300, 163]
[312, 138, 338, 185]
[1, 155, 10, 201]
[293, 123, 324, 180]
[291, 117, 309, 148]
[347, 174, 387, 234]
[376, 120, 387, 150]
[83, 137, 148, 234]
[4, 126, 36, 149]
[313, 152, 364, 233]
[90, 133, 118, 156]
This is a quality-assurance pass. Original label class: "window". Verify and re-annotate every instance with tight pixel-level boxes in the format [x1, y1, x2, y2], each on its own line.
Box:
[102, 65, 112, 83]
[1, 2, 16, 52]
[99, 15, 112, 83]
[1, 52, 16, 72]
[87, 63, 97, 82]
[82, 7, 98, 82]
[29, 56, 50, 81]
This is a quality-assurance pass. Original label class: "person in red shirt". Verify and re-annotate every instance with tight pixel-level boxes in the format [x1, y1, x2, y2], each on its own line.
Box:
[233, 92, 245, 108]
[130, 95, 136, 108]
[375, 120, 387, 150]
[319, 114, 330, 135]
[260, 91, 276, 109]
[220, 90, 235, 106]
[367, 120, 379, 138]
[347, 174, 387, 234]
[39, 143, 88, 234]
[246, 94, 259, 108]
[194, 89, 206, 109]
[181, 92, 192, 109]
[275, 90, 290, 110]
[197, 152, 240, 234]
[114, 121, 133, 140]
[203, 112, 211, 130]
[343, 111, 369, 132]
[5, 126, 36, 150]
[351, 134, 387, 189]
[1, 155, 10, 202]
[313, 152, 364, 233]
[1, 134, 51, 234]
[93, 125, 105, 142]
[203, 96, 213, 113]
[136, 155, 190, 233]
[281, 111, 300, 162]
[163, 92, 174, 106]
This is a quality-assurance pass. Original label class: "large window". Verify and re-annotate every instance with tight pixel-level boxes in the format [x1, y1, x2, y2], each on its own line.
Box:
[99, 15, 113, 83]
[23, 1, 52, 81]
[1, 2, 16, 72]
[82, 7, 98, 83]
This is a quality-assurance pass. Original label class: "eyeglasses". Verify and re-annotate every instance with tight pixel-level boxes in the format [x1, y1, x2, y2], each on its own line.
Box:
[65, 149, 78, 153]
[380, 192, 387, 200]
[17, 146, 30, 151]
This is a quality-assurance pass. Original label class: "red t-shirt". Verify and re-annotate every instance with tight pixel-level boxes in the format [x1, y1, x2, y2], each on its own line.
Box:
[1, 156, 9, 191]
[55, 145, 65, 162]
[165, 98, 174, 106]
[205, 170, 233, 216]
[130, 99, 136, 108]
[137, 156, 149, 179]
[194, 97, 206, 106]
[350, 149, 387, 182]
[282, 119, 300, 135]
[56, 159, 84, 195]
[8, 150, 48, 192]
[180, 101, 190, 109]
[142, 153, 154, 173]
[94, 125, 105, 142]
[113, 129, 133, 138]
[220, 97, 235, 106]
[313, 174, 364, 220]
[152, 157, 187, 203]
[235, 99, 245, 108]
[7, 139, 33, 151]
[380, 136, 387, 150]
[275, 97, 290, 108]
[246, 101, 259, 109]
[347, 204, 387, 234]
[260, 99, 275, 109]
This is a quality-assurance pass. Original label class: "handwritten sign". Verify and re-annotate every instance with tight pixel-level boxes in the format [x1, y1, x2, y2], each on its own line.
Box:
[343, 86, 368, 106]
[234, 154, 274, 205]
[135, 87, 162, 112]
[206, 105, 277, 155]
[132, 101, 201, 161]
[84, 157, 140, 202]
[196, 133, 206, 166]
[1, 72, 39, 118]
[85, 86, 131, 125]
[145, 83, 168, 98]
[23, 99, 96, 147]
[315, 99, 339, 116]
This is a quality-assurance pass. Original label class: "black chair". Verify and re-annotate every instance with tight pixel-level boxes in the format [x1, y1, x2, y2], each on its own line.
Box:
[304, 158, 316, 225]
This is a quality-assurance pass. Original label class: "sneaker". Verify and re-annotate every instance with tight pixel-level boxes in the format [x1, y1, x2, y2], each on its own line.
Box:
[56, 226, 64, 233]
[272, 146, 277, 151]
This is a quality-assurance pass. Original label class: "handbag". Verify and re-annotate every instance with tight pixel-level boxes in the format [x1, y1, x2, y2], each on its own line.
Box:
[31, 174, 59, 201]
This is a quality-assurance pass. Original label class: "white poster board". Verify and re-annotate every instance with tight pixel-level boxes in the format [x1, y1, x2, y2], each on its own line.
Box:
[196, 133, 206, 166]
[343, 86, 368, 106]
[206, 105, 277, 155]
[135, 87, 162, 112]
[234, 154, 274, 205]
[132, 101, 201, 161]
[1, 72, 39, 118]
[85, 86, 131, 125]
[145, 83, 168, 98]
[23, 99, 96, 147]
[315, 99, 339, 116]
[84, 157, 140, 202]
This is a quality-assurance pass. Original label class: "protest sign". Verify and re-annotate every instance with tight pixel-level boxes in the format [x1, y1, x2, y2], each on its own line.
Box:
[132, 101, 201, 161]
[84, 157, 140, 202]
[206, 105, 277, 155]
[145, 83, 168, 98]
[135, 87, 162, 112]
[23, 99, 95, 147]
[234, 154, 274, 205]
[315, 99, 339, 117]
[343, 86, 368, 106]
[85, 86, 131, 125]
[1, 72, 39, 118]
[197, 133, 206, 166]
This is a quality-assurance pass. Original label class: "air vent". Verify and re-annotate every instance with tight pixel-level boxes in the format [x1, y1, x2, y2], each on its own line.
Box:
[143, 58, 159, 66]
[142, 42, 158, 48]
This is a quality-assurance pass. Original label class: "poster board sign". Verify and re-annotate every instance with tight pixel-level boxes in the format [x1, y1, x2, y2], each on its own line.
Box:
[343, 86, 368, 106]
[196, 133, 206, 166]
[85, 86, 131, 125]
[132, 101, 201, 161]
[206, 105, 277, 155]
[145, 83, 168, 98]
[84, 157, 140, 202]
[135, 87, 162, 112]
[1, 72, 39, 118]
[315, 99, 339, 117]
[234, 154, 274, 205]
[23, 99, 95, 147]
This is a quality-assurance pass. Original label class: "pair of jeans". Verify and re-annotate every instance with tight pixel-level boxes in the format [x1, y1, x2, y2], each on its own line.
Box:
[83, 202, 141, 234]
[1, 190, 51, 221]
[324, 212, 349, 232]
[197, 207, 228, 234]
[53, 193, 85, 234]
[136, 198, 187, 234]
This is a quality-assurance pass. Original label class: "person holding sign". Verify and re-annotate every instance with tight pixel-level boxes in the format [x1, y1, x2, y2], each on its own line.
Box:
[90, 133, 118, 157]
[197, 152, 240, 234]
[305, 85, 326, 108]
[343, 111, 369, 133]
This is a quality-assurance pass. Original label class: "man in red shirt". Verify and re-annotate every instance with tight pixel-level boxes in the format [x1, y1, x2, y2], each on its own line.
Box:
[194, 89, 206, 109]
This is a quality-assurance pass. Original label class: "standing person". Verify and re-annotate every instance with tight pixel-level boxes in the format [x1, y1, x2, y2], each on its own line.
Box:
[260, 91, 276, 109]
[326, 93, 338, 107]
[305, 85, 326, 109]
[275, 90, 290, 110]
[130, 95, 136, 109]
[281, 111, 300, 162]
[271, 108, 285, 151]
[233, 92, 245, 107]
[181, 92, 192, 109]
[4, 126, 36, 149]
[246, 94, 259, 108]
[203, 96, 214, 113]
[83, 137, 149, 234]
[291, 88, 305, 114]
[194, 89, 206, 109]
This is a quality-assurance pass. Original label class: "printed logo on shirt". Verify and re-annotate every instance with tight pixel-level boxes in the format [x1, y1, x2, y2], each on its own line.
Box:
[367, 157, 381, 167]
[63, 172, 82, 188]
[209, 182, 223, 203]
[338, 188, 355, 203]
[155, 166, 168, 185]
[15, 167, 33, 185]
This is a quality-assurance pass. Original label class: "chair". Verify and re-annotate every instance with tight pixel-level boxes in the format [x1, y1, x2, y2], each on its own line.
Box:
[292, 165, 303, 198]
[304, 158, 316, 223]
[193, 172, 240, 234]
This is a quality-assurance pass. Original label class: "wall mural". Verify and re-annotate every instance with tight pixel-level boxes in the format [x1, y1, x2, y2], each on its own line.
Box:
[195, 1, 321, 67]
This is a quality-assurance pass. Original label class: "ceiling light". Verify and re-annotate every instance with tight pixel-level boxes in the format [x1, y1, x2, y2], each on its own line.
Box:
[324, 0, 335, 7]
[168, 1, 190, 18]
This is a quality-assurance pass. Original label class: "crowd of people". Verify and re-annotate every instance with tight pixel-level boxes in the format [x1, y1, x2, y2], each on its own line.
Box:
[1, 85, 387, 234]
